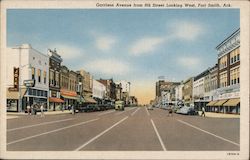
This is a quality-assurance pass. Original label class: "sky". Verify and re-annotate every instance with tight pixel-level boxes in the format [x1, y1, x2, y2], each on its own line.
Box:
[7, 9, 239, 104]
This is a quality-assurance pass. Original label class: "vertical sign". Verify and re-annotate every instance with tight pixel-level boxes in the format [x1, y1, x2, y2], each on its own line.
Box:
[14, 67, 19, 90]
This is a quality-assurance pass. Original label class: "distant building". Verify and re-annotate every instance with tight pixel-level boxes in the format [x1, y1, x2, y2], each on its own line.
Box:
[115, 83, 122, 100]
[175, 82, 184, 105]
[193, 68, 210, 110]
[92, 79, 106, 104]
[155, 80, 180, 107]
[77, 69, 96, 104]
[116, 80, 131, 104]
[6, 44, 49, 112]
[98, 78, 116, 102]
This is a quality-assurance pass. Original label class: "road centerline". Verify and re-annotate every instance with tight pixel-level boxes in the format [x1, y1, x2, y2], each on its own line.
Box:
[7, 118, 75, 132]
[7, 118, 99, 146]
[177, 119, 240, 147]
[115, 107, 136, 115]
[75, 116, 129, 151]
[130, 107, 140, 116]
[150, 119, 167, 151]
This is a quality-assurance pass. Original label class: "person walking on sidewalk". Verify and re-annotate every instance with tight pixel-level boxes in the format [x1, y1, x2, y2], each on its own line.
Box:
[27, 105, 31, 115]
[40, 104, 45, 117]
[71, 105, 75, 115]
[201, 107, 205, 117]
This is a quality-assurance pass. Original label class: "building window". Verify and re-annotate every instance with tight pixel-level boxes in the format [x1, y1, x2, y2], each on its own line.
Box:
[55, 72, 59, 87]
[32, 67, 35, 80]
[219, 55, 227, 70]
[50, 70, 54, 86]
[230, 67, 240, 85]
[219, 72, 227, 88]
[44, 71, 47, 84]
[38, 69, 41, 83]
[230, 48, 240, 65]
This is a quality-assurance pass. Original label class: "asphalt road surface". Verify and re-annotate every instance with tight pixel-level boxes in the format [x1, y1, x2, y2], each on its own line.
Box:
[7, 106, 240, 151]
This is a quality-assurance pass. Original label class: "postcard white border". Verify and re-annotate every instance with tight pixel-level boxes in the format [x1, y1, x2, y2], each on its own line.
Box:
[1, 0, 249, 159]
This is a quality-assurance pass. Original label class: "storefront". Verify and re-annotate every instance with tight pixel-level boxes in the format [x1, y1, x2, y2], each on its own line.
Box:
[25, 88, 48, 110]
[6, 88, 26, 112]
[49, 97, 64, 111]
[60, 89, 79, 109]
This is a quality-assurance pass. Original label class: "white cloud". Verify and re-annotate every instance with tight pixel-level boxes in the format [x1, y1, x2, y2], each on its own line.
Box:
[96, 36, 116, 52]
[48, 43, 84, 60]
[177, 56, 201, 69]
[130, 37, 164, 56]
[169, 21, 204, 41]
[85, 59, 130, 76]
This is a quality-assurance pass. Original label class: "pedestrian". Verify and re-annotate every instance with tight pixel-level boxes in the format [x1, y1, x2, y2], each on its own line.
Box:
[71, 105, 75, 115]
[201, 107, 205, 117]
[40, 104, 45, 117]
[168, 106, 173, 117]
[31, 104, 35, 115]
[27, 105, 31, 115]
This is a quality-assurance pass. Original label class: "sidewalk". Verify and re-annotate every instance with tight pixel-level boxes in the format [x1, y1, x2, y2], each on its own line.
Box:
[7, 110, 72, 116]
[198, 111, 240, 118]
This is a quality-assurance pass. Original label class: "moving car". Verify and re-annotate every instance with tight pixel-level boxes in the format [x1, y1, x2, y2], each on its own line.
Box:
[115, 101, 125, 111]
[147, 105, 153, 110]
[176, 106, 198, 115]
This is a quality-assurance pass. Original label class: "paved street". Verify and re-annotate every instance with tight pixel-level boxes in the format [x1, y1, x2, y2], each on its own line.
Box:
[7, 106, 239, 151]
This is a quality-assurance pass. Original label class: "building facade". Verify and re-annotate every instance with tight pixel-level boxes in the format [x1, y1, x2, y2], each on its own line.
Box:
[212, 28, 240, 114]
[117, 80, 131, 104]
[182, 77, 194, 106]
[92, 79, 106, 103]
[98, 79, 116, 102]
[175, 83, 184, 105]
[60, 66, 78, 108]
[193, 69, 210, 110]
[6, 44, 49, 112]
[48, 49, 64, 111]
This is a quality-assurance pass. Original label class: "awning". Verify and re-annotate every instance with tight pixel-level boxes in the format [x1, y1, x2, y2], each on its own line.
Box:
[49, 97, 64, 103]
[6, 88, 27, 99]
[206, 101, 218, 106]
[84, 97, 97, 103]
[62, 95, 79, 100]
[213, 99, 228, 106]
[223, 98, 240, 106]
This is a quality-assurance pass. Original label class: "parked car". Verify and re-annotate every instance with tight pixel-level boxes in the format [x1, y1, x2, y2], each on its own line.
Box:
[176, 106, 198, 115]
[80, 104, 95, 112]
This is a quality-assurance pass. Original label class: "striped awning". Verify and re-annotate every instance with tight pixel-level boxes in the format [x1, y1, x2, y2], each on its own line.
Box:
[206, 101, 218, 106]
[61, 95, 79, 100]
[223, 98, 240, 106]
[84, 97, 97, 103]
[213, 99, 228, 106]
[6, 88, 26, 99]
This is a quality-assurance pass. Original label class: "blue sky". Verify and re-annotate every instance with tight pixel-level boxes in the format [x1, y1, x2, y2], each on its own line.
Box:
[7, 9, 239, 103]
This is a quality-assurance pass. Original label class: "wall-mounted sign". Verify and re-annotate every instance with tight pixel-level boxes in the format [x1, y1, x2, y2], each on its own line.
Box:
[23, 79, 35, 87]
[13, 67, 19, 90]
